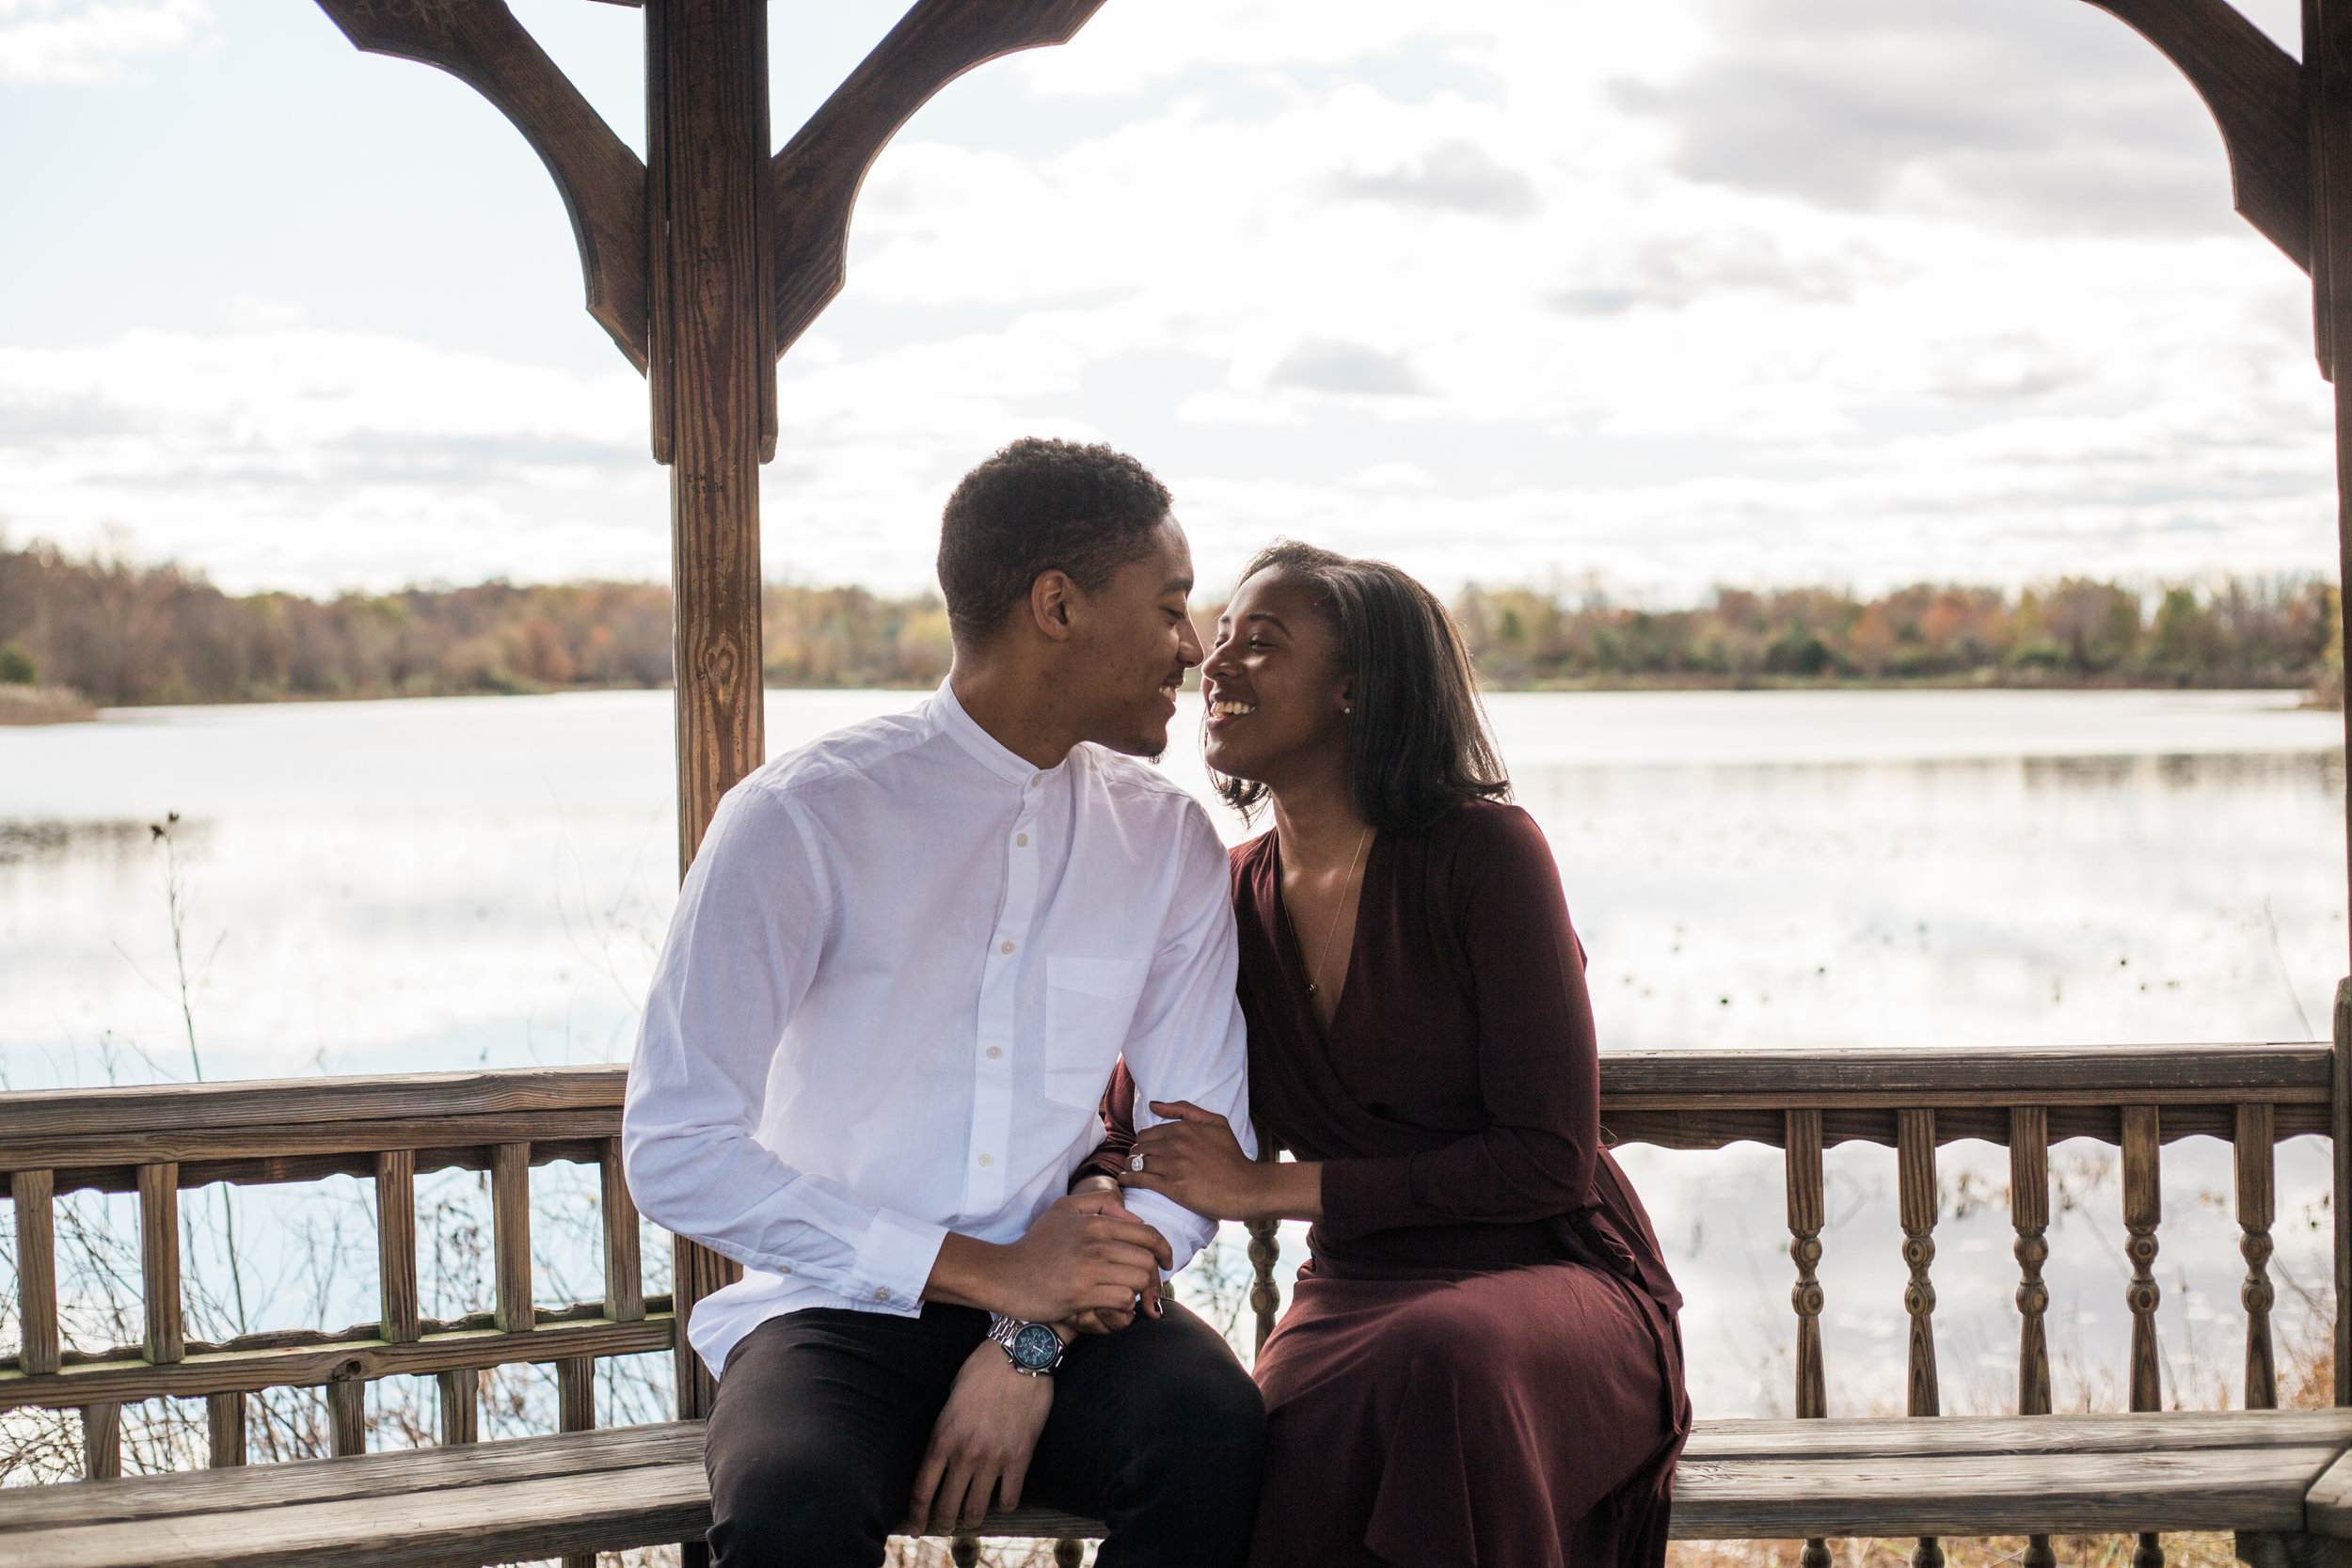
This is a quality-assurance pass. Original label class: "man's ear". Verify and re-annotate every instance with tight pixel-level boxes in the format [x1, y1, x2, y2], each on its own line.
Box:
[1029, 569, 1077, 643]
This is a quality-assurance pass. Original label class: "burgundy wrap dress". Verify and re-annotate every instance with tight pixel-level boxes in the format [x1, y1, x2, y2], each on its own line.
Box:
[1089, 800, 1689, 1568]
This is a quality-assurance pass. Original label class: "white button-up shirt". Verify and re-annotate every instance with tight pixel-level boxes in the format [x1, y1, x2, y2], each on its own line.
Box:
[624, 683, 1253, 1376]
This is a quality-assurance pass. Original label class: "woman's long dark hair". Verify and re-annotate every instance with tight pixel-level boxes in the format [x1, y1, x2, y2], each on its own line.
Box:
[1212, 541, 1509, 832]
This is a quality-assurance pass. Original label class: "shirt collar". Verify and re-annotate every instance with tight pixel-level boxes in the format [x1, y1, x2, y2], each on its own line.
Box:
[930, 680, 1069, 789]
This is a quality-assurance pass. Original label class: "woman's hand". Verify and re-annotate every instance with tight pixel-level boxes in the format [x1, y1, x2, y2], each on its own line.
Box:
[1121, 1100, 1277, 1221]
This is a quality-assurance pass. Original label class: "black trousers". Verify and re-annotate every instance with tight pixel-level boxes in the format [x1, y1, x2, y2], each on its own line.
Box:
[704, 1300, 1266, 1568]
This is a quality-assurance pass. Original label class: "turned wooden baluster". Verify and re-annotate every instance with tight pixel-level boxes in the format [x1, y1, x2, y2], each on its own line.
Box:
[1897, 1109, 1942, 1568]
[2236, 1103, 2278, 1408]
[1248, 1136, 1282, 1354]
[2010, 1107, 2054, 1568]
[1784, 1109, 1831, 1568]
[2122, 1104, 2164, 1568]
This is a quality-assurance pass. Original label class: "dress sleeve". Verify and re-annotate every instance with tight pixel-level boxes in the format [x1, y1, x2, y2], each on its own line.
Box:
[1070, 1059, 1137, 1189]
[1315, 806, 1601, 1243]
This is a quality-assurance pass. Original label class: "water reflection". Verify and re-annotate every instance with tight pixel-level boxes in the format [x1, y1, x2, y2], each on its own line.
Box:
[0, 689, 2344, 1418]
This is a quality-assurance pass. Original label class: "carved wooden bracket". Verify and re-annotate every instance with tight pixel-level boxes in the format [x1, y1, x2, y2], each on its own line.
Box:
[313, 0, 651, 371]
[770, 0, 1111, 357]
[2082, 0, 2311, 271]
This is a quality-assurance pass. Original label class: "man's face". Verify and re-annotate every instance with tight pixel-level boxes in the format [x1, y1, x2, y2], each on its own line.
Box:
[1060, 517, 1203, 757]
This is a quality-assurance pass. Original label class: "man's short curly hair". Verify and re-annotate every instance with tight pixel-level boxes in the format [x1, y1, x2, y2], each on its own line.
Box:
[937, 437, 1174, 644]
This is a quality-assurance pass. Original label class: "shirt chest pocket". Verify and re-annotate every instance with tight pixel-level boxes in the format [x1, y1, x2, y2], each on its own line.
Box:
[1043, 956, 1150, 1109]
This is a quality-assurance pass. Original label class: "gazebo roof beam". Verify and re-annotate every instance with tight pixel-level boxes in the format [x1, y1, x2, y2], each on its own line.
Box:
[770, 0, 1111, 356]
[2083, 0, 2311, 271]
[314, 0, 651, 370]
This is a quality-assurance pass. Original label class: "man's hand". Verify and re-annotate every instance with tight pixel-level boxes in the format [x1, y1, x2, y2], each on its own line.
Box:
[927, 1191, 1172, 1323]
[905, 1340, 1055, 1535]
[1058, 1181, 1163, 1331]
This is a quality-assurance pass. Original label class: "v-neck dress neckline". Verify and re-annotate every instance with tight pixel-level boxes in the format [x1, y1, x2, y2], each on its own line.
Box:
[1271, 829, 1378, 1045]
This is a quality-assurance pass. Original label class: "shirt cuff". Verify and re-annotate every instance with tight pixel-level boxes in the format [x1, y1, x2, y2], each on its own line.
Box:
[1314, 1154, 1418, 1243]
[1118, 1188, 1213, 1276]
[850, 1209, 948, 1316]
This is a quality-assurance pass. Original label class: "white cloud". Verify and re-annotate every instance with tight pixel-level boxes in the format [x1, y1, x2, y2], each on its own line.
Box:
[0, 0, 211, 85]
[0, 0, 2337, 604]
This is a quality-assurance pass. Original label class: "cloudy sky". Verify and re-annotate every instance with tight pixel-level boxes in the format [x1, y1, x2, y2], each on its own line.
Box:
[0, 0, 2332, 601]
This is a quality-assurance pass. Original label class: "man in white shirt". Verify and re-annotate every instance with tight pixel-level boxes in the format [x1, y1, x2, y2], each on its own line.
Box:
[625, 438, 1264, 1567]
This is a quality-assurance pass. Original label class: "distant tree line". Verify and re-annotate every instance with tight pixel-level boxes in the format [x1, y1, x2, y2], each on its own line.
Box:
[1453, 578, 2342, 693]
[0, 538, 2337, 706]
[0, 540, 950, 705]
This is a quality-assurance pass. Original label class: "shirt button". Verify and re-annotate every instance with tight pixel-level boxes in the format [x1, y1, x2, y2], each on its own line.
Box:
[987, 1046, 1002, 1059]
[779, 1264, 791, 1275]
[876, 1289, 890, 1302]
[1000, 941, 1015, 954]
[1030, 772, 1041, 785]
[1016, 833, 1028, 847]
[977, 1153, 993, 1167]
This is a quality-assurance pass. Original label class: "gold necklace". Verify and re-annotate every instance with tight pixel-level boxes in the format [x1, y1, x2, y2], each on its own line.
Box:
[1304, 825, 1373, 997]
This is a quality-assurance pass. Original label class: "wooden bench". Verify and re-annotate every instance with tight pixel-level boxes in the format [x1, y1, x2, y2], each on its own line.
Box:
[5, 1014, 2350, 1566]
[10, 1412, 2352, 1567]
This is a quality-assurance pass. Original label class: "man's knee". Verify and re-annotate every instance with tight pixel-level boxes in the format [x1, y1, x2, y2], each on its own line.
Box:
[707, 1436, 889, 1568]
[1136, 1338, 1268, 1495]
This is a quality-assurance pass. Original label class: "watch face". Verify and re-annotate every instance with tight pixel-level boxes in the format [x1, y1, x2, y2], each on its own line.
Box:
[1009, 1323, 1062, 1371]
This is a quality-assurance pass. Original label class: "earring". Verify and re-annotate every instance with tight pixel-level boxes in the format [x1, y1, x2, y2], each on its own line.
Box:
[1343, 705, 1352, 715]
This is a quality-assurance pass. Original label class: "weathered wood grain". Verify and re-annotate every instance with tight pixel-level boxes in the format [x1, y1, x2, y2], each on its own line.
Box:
[650, 0, 771, 866]
[1599, 1044, 2330, 1109]
[0, 1067, 626, 1146]
[1685, 1410, 2352, 1458]
[2124, 1106, 2165, 1415]
[310, 0, 648, 368]
[13, 1167, 58, 1376]
[671, 1235, 737, 1420]
[138, 1163, 183, 1366]
[2079, 0, 2310, 267]
[0, 1312, 676, 1413]
[599, 1137, 644, 1323]
[1668, 1445, 2338, 1537]
[2336, 980, 2352, 1405]
[770, 0, 1111, 356]
[0, 1111, 621, 1182]
[8, 1414, 2348, 1564]
[2304, 1443, 2352, 1534]
[82, 1402, 119, 1481]
[2010, 1107, 2053, 1419]
[326, 1376, 365, 1458]
[438, 1366, 478, 1449]
[2237, 1102, 2279, 1409]
[205, 1392, 244, 1469]
[491, 1143, 532, 1334]
[374, 1150, 418, 1346]
[1785, 1108, 1827, 1422]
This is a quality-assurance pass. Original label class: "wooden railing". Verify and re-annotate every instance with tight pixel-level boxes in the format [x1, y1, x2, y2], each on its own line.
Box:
[4, 1031, 2345, 1564]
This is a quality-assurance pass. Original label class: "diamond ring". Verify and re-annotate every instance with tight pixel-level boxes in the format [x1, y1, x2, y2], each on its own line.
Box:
[1128, 1152, 1147, 1173]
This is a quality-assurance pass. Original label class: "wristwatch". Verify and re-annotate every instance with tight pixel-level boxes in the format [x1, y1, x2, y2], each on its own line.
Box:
[988, 1313, 1069, 1377]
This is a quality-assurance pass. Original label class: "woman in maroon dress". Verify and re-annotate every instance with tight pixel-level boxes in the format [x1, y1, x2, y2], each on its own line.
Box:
[1096, 542, 1688, 1568]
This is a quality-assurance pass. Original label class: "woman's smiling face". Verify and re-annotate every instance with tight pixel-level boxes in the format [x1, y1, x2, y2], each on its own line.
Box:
[1200, 569, 1353, 786]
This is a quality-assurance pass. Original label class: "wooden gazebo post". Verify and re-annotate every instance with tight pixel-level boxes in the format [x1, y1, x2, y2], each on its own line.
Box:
[309, 0, 1111, 1507]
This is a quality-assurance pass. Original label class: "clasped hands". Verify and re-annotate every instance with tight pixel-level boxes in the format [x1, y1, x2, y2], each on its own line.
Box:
[906, 1184, 1168, 1535]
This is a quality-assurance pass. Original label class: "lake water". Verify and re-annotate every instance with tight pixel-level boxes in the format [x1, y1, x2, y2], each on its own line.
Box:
[3, 687, 2347, 1422]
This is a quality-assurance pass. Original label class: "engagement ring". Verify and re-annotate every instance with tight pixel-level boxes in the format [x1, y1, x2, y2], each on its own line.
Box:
[1128, 1152, 1147, 1173]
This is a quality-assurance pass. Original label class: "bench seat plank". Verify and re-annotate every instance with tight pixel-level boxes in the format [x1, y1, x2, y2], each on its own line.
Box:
[0, 1423, 704, 1531]
[1673, 1446, 2344, 1538]
[1686, 1411, 2352, 1459]
[5, 1413, 2347, 1567]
